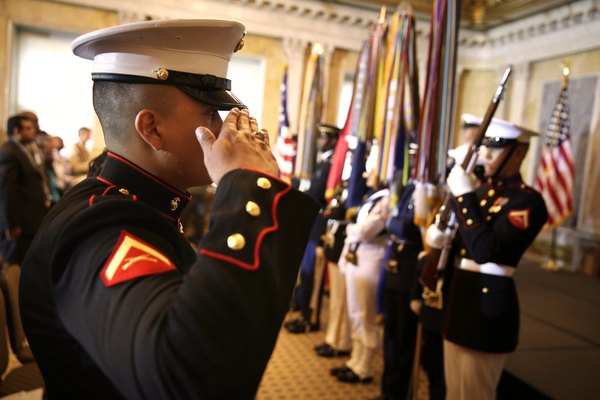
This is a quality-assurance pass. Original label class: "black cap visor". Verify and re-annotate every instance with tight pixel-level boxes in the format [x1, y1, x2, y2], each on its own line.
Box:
[481, 136, 517, 148]
[92, 70, 246, 110]
[177, 85, 246, 110]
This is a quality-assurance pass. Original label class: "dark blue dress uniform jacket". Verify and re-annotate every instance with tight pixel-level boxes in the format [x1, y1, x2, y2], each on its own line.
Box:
[20, 152, 319, 399]
[444, 175, 548, 353]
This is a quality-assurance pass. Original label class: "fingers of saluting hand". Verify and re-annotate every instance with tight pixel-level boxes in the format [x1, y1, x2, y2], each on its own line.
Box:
[196, 107, 279, 184]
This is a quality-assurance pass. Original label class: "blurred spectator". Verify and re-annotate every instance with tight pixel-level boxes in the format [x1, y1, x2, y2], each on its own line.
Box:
[0, 114, 51, 265]
[70, 127, 92, 185]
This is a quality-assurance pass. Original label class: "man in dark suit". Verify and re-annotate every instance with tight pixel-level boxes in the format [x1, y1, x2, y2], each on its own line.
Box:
[0, 114, 51, 265]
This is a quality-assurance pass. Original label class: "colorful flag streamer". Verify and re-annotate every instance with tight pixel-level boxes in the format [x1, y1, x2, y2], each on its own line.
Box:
[294, 44, 324, 183]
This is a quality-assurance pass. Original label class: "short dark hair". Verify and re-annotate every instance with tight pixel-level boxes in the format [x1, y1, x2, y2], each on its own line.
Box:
[6, 115, 30, 138]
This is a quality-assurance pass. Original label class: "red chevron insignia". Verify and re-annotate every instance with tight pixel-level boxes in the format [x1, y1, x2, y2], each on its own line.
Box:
[101, 231, 176, 287]
[508, 209, 530, 230]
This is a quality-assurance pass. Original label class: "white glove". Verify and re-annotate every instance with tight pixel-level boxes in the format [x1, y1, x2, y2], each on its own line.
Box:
[410, 299, 422, 316]
[413, 182, 427, 220]
[447, 165, 475, 197]
[425, 224, 450, 250]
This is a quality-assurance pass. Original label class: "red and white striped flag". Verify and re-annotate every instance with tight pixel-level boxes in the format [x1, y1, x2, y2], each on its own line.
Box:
[534, 70, 575, 229]
[274, 64, 296, 183]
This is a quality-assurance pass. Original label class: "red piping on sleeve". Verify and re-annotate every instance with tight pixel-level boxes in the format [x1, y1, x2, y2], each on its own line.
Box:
[199, 185, 292, 270]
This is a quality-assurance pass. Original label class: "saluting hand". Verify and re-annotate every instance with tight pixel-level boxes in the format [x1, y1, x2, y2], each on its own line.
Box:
[195, 108, 279, 184]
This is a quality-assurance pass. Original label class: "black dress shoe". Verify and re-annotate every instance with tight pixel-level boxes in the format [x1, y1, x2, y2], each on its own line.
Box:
[284, 318, 319, 334]
[330, 365, 350, 376]
[284, 318, 309, 333]
[314, 342, 329, 352]
[316, 344, 351, 358]
[336, 367, 373, 384]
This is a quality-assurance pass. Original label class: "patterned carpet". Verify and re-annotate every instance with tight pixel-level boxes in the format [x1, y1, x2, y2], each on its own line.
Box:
[257, 310, 430, 400]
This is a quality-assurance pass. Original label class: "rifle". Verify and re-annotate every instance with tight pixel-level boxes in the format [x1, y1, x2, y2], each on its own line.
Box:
[418, 66, 512, 305]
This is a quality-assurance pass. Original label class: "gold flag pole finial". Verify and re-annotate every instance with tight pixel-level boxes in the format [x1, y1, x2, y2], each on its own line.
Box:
[378, 6, 387, 23]
[561, 60, 571, 87]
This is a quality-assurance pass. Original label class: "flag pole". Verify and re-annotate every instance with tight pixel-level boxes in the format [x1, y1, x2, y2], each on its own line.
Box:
[535, 60, 575, 271]
[542, 228, 560, 271]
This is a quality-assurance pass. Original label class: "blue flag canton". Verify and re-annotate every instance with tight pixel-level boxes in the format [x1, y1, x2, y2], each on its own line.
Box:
[545, 86, 570, 148]
[278, 69, 290, 132]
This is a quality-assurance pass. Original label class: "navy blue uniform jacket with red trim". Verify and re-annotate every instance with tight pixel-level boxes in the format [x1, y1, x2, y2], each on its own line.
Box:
[444, 175, 547, 353]
[20, 153, 319, 399]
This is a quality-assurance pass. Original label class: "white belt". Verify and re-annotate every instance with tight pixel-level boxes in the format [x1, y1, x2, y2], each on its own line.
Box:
[460, 258, 516, 277]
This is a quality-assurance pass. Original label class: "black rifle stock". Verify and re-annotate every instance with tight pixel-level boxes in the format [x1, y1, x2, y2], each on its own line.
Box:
[419, 66, 512, 295]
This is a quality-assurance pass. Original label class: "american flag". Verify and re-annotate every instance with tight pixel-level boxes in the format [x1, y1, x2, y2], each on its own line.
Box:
[534, 73, 575, 229]
[274, 64, 296, 183]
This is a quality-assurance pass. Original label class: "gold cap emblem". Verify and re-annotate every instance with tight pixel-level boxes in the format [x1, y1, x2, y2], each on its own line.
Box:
[170, 197, 181, 211]
[245, 201, 261, 217]
[155, 68, 169, 80]
[227, 233, 246, 250]
[119, 188, 130, 195]
[234, 32, 246, 52]
[256, 177, 272, 190]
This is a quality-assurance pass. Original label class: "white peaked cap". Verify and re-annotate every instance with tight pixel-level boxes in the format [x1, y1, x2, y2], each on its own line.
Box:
[485, 118, 538, 145]
[71, 19, 247, 110]
[461, 113, 482, 127]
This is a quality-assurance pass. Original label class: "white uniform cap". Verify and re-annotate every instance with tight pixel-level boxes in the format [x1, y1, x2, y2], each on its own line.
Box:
[483, 118, 538, 147]
[72, 19, 247, 110]
[461, 113, 481, 128]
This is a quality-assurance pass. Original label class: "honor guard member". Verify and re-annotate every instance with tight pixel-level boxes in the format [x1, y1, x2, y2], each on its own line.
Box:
[427, 118, 548, 399]
[286, 123, 340, 333]
[375, 182, 423, 400]
[331, 187, 390, 384]
[20, 20, 319, 399]
[313, 193, 352, 358]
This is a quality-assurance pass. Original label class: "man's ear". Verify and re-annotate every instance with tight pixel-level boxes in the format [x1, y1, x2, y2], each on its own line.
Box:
[134, 109, 163, 151]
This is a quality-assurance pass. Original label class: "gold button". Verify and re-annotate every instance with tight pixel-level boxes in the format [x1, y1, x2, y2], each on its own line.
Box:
[458, 196, 464, 203]
[155, 68, 169, 80]
[488, 189, 495, 197]
[227, 233, 246, 250]
[486, 216, 492, 221]
[245, 201, 261, 217]
[460, 248, 466, 256]
[257, 177, 272, 190]
[482, 287, 489, 294]
[170, 197, 181, 211]
[466, 219, 473, 226]
[480, 199, 487, 206]
[118, 188, 129, 195]
[462, 208, 468, 214]
[521, 184, 526, 189]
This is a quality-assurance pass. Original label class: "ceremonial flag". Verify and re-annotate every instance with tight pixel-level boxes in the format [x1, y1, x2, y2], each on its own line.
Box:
[274, 64, 295, 183]
[375, 6, 419, 189]
[534, 66, 575, 229]
[345, 8, 387, 208]
[413, 0, 460, 228]
[294, 43, 324, 183]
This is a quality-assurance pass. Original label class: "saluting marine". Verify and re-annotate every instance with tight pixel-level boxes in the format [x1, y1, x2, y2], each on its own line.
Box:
[428, 118, 548, 399]
[20, 19, 319, 399]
